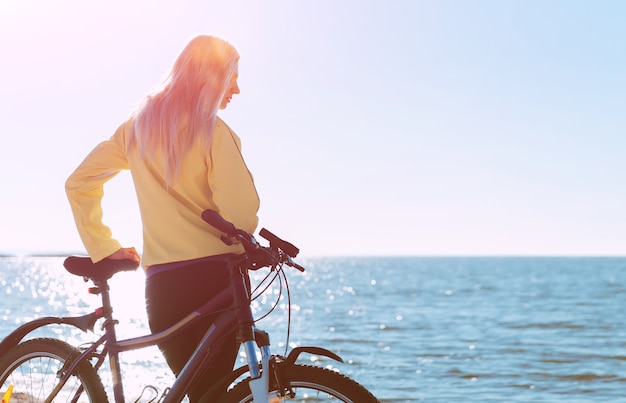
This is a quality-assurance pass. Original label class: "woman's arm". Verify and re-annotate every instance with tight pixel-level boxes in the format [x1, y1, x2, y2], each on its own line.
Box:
[65, 123, 131, 262]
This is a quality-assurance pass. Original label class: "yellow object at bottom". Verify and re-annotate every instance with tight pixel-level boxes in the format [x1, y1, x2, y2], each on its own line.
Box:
[1, 385, 13, 403]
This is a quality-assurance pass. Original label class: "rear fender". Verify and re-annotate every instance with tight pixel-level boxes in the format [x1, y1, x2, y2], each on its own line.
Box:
[0, 311, 101, 356]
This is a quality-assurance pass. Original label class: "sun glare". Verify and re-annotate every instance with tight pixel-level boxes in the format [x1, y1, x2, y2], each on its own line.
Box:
[0, 0, 30, 16]
[0, 0, 17, 9]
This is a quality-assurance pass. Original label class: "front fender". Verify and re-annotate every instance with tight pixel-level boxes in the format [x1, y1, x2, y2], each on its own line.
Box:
[0, 311, 100, 356]
[284, 346, 344, 365]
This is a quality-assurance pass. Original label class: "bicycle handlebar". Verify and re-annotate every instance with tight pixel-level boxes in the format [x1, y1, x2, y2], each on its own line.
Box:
[201, 209, 305, 272]
[259, 228, 299, 258]
[201, 209, 238, 236]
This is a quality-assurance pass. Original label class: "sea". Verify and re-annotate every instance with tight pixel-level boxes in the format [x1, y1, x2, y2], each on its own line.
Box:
[0, 256, 625, 402]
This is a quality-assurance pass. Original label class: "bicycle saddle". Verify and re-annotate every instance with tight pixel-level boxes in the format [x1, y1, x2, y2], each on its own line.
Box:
[63, 256, 139, 281]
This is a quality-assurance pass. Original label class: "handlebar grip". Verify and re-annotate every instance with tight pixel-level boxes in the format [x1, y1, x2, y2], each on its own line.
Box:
[259, 228, 299, 258]
[201, 209, 237, 235]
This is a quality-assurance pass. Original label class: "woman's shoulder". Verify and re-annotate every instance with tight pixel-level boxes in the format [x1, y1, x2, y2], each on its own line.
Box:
[211, 117, 241, 153]
[109, 117, 136, 147]
[214, 116, 230, 132]
[214, 117, 239, 140]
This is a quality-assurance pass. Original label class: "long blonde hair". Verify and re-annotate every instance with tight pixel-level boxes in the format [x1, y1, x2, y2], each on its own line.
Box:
[129, 35, 239, 182]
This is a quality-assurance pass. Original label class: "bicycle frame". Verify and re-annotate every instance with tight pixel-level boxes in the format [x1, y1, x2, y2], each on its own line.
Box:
[0, 211, 347, 402]
[7, 260, 258, 403]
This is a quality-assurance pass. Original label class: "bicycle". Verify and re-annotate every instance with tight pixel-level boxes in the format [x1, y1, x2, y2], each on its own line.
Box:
[0, 210, 380, 402]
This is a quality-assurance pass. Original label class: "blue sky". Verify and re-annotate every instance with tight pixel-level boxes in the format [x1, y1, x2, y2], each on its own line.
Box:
[0, 0, 624, 256]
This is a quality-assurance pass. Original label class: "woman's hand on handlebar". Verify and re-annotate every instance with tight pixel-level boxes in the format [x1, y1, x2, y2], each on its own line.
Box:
[108, 247, 141, 264]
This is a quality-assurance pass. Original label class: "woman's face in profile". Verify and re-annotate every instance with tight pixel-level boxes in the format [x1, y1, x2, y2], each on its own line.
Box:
[220, 65, 240, 110]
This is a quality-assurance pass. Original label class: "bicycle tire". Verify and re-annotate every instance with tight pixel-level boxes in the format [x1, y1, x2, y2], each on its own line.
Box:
[0, 338, 108, 403]
[218, 364, 379, 402]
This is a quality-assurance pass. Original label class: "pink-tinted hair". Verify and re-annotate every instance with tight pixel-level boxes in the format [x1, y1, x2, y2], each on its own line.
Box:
[129, 35, 239, 182]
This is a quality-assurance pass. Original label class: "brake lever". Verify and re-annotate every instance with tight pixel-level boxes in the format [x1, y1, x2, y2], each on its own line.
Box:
[285, 256, 305, 272]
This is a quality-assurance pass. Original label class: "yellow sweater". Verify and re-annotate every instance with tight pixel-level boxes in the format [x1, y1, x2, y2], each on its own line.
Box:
[65, 117, 260, 267]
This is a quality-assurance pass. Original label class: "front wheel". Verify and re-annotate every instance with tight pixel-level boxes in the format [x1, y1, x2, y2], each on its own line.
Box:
[0, 338, 108, 403]
[219, 364, 379, 402]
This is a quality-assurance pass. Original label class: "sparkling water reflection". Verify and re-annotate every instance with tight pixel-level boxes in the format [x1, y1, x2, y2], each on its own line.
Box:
[1, 256, 625, 402]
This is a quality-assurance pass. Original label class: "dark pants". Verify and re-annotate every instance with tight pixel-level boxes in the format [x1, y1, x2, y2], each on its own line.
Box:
[145, 258, 239, 402]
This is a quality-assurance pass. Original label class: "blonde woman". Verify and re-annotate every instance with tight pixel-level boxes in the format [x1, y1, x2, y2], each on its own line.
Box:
[66, 35, 259, 401]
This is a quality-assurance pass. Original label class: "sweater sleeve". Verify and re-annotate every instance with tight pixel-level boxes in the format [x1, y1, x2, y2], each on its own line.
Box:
[208, 119, 260, 234]
[65, 122, 130, 262]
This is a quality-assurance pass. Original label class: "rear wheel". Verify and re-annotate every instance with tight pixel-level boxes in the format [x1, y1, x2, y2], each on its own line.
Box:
[219, 364, 379, 402]
[0, 338, 108, 403]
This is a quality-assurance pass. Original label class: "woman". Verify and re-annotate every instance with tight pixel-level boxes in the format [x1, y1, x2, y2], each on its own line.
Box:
[65, 35, 260, 401]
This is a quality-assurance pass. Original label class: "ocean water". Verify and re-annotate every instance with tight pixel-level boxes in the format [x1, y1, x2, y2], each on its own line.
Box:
[0, 256, 625, 402]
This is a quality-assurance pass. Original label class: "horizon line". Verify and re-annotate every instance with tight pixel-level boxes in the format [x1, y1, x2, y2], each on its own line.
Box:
[1, 252, 625, 259]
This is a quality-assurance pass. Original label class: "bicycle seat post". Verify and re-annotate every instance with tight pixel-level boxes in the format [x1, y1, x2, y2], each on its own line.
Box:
[94, 278, 126, 402]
